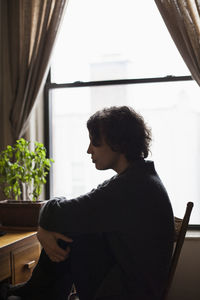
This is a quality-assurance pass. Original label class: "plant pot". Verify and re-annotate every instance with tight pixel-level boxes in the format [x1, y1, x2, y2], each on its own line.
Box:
[0, 200, 46, 228]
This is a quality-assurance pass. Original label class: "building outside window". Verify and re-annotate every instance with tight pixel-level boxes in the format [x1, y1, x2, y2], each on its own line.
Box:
[45, 0, 200, 226]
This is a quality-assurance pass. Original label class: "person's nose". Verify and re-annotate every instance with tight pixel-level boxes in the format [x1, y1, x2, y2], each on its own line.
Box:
[87, 142, 93, 154]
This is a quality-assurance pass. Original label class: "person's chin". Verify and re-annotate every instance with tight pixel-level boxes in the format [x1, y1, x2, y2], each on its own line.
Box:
[94, 163, 102, 170]
[95, 165, 102, 170]
[95, 163, 108, 171]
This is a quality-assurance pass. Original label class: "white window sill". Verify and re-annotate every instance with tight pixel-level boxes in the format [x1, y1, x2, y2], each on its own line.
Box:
[186, 230, 200, 240]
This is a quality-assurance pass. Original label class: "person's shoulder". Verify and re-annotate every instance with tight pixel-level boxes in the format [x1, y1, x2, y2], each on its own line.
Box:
[97, 175, 118, 189]
[119, 158, 155, 177]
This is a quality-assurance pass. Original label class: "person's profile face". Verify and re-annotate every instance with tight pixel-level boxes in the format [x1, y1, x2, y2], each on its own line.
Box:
[87, 134, 121, 173]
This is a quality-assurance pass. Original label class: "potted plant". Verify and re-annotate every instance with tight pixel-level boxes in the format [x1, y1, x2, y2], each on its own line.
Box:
[0, 138, 54, 228]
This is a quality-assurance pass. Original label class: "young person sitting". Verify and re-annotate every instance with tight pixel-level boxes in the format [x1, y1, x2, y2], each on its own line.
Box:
[5, 106, 174, 300]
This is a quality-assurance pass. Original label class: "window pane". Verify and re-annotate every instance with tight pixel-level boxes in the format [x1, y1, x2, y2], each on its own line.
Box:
[51, 80, 200, 225]
[51, 0, 190, 83]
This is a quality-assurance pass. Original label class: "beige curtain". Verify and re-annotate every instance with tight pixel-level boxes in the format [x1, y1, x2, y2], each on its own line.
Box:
[154, 0, 200, 86]
[0, 0, 68, 152]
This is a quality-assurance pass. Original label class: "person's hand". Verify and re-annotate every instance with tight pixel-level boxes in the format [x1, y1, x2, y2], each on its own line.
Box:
[37, 226, 73, 263]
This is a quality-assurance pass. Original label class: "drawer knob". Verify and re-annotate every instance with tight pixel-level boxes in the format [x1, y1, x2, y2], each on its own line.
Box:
[25, 260, 36, 269]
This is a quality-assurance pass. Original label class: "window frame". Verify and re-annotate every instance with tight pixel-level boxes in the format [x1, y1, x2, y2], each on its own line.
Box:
[44, 71, 199, 230]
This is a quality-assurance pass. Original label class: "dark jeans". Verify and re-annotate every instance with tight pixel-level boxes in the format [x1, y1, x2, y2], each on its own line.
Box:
[9, 233, 115, 300]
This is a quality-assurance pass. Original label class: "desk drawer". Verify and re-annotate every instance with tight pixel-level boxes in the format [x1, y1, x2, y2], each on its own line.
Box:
[12, 242, 40, 284]
[0, 253, 11, 281]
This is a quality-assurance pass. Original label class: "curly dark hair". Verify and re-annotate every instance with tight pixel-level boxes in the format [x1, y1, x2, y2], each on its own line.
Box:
[87, 106, 152, 162]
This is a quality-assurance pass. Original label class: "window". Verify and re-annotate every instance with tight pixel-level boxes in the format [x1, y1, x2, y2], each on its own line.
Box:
[45, 0, 200, 226]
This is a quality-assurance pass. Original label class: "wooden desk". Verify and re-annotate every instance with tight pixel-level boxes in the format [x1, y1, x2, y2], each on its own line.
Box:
[0, 231, 41, 284]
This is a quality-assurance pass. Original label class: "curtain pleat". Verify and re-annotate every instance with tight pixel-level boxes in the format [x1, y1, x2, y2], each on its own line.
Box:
[154, 0, 200, 86]
[0, 0, 68, 152]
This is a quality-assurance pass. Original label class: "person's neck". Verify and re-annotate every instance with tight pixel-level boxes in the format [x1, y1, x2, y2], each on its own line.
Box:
[114, 155, 130, 174]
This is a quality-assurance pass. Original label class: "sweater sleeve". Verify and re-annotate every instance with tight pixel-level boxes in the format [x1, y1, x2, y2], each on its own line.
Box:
[39, 175, 130, 234]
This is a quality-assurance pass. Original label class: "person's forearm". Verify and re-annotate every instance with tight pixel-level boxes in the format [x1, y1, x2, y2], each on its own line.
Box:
[37, 226, 72, 262]
[39, 197, 66, 232]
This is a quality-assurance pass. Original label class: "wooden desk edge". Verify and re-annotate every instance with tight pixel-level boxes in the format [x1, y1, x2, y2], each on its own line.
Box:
[0, 231, 39, 255]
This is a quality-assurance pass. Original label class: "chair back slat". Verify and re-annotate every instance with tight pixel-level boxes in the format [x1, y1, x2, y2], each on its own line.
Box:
[163, 201, 194, 299]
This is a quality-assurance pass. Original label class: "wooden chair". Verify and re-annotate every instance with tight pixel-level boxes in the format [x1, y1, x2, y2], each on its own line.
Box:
[162, 201, 194, 300]
[68, 202, 194, 300]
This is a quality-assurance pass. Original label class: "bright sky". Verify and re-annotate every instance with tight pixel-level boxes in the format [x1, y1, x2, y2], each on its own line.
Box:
[51, 0, 190, 83]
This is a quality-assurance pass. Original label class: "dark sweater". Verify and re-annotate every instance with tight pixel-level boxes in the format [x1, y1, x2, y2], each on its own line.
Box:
[39, 159, 174, 299]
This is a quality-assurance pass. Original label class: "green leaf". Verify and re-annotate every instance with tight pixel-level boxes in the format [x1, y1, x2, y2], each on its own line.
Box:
[0, 138, 54, 200]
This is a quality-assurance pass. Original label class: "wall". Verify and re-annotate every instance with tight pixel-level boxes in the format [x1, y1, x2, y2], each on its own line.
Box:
[24, 88, 45, 200]
[168, 234, 200, 300]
